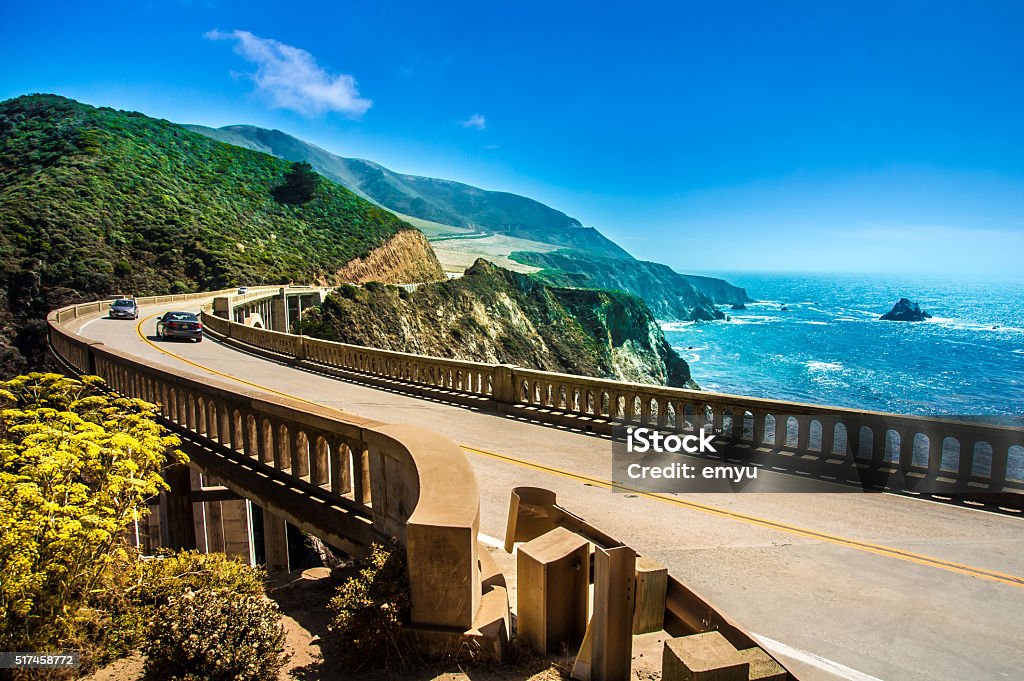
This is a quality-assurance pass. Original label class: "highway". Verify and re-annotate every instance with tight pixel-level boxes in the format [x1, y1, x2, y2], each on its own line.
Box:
[70, 298, 1024, 681]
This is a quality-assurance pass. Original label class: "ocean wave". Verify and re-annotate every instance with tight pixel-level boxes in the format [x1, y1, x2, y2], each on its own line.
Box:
[660, 321, 696, 331]
[800, 321, 828, 326]
[728, 315, 783, 325]
[840, 308, 883, 318]
[927, 317, 1024, 334]
[806, 360, 844, 372]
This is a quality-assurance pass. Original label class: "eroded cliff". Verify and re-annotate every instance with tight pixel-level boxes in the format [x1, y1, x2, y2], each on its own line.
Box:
[297, 259, 694, 387]
[335, 229, 445, 284]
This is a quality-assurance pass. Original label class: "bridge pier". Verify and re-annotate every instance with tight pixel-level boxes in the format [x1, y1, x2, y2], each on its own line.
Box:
[272, 291, 288, 332]
[262, 509, 290, 573]
[160, 463, 197, 551]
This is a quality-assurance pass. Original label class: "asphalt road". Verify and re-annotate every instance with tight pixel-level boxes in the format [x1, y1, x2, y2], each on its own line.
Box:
[71, 299, 1024, 681]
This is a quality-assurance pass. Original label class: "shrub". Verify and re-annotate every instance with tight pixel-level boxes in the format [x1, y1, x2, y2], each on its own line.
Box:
[327, 544, 411, 667]
[143, 587, 288, 681]
[135, 550, 266, 603]
[101, 551, 267, 658]
[0, 373, 182, 656]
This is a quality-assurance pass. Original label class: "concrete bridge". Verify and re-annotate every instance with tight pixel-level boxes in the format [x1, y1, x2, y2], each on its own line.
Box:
[47, 287, 1024, 681]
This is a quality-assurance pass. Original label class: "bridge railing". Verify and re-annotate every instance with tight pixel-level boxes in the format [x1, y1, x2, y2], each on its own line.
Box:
[203, 290, 1024, 497]
[47, 298, 484, 632]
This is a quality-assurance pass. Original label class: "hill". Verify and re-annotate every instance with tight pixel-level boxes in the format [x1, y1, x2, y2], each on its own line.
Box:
[295, 259, 694, 387]
[510, 249, 751, 320]
[0, 94, 442, 373]
[186, 124, 631, 258]
[186, 123, 753, 320]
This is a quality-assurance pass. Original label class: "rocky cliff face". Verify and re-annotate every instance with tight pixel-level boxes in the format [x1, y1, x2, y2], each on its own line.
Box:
[334, 229, 445, 284]
[510, 249, 750, 320]
[296, 259, 694, 388]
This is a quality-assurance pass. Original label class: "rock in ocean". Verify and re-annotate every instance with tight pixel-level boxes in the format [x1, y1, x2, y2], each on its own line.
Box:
[881, 298, 932, 322]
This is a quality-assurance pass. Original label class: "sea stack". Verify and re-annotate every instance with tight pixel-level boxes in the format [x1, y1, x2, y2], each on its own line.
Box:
[881, 298, 932, 322]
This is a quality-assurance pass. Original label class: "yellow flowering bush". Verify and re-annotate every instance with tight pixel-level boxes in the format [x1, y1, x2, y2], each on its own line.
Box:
[0, 373, 183, 655]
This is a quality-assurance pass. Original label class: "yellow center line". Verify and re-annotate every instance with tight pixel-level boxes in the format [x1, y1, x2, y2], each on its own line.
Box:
[464, 445, 1024, 587]
[136, 313, 325, 406]
[134, 312, 1024, 588]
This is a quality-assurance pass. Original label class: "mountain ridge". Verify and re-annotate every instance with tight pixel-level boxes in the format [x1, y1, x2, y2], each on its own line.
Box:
[186, 122, 753, 320]
[186, 124, 631, 259]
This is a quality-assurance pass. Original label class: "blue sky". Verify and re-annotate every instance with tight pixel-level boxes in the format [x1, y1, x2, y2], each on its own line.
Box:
[2, 1, 1022, 275]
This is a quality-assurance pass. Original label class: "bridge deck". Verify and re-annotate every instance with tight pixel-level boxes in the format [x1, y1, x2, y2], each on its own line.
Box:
[71, 297, 1024, 681]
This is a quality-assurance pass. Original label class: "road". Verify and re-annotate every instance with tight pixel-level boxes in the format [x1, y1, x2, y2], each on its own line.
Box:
[70, 298, 1024, 681]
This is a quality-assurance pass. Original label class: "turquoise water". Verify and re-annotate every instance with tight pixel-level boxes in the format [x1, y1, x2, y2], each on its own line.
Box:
[663, 273, 1024, 418]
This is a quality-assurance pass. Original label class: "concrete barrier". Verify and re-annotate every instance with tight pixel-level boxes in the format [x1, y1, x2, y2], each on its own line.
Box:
[201, 287, 1024, 503]
[46, 296, 504, 654]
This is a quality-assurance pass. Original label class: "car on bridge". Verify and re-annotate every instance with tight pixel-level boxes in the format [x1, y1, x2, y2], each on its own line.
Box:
[108, 298, 138, 320]
[237, 286, 248, 295]
[156, 311, 203, 342]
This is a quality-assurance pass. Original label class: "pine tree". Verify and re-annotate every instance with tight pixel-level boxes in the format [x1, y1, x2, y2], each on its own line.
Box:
[271, 161, 319, 204]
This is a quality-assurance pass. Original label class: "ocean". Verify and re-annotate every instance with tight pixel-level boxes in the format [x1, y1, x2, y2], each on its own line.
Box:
[662, 272, 1024, 418]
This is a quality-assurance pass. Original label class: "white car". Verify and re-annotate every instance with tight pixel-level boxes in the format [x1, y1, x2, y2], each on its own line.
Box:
[237, 286, 248, 295]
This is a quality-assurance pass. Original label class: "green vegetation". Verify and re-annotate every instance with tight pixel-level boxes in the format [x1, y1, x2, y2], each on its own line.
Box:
[188, 123, 631, 258]
[327, 544, 411, 668]
[271, 160, 319, 205]
[144, 587, 287, 681]
[0, 373, 285, 675]
[297, 259, 693, 387]
[0, 373, 181, 657]
[511, 249, 751, 320]
[0, 94, 417, 373]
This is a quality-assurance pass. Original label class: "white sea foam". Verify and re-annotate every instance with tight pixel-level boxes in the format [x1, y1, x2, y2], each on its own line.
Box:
[927, 317, 1024, 334]
[806, 360, 844, 372]
[659, 321, 696, 332]
[729, 315, 782, 325]
[801, 321, 828, 326]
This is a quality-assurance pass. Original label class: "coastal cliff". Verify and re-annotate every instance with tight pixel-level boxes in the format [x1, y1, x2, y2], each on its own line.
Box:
[510, 249, 751, 321]
[335, 229, 445, 284]
[296, 259, 694, 387]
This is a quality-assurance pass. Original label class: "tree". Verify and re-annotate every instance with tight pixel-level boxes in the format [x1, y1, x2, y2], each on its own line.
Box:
[0, 373, 184, 653]
[271, 161, 319, 205]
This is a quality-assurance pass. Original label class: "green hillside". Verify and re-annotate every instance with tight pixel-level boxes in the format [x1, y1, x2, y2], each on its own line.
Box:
[187, 124, 631, 258]
[510, 249, 751, 320]
[0, 94, 418, 372]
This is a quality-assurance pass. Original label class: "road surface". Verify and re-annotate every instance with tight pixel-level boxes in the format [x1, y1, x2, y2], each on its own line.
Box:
[70, 298, 1024, 681]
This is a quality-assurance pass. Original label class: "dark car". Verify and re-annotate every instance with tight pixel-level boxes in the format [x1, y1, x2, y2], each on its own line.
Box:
[156, 311, 203, 342]
[109, 298, 138, 320]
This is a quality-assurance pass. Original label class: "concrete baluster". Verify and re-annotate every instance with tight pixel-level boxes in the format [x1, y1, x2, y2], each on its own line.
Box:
[292, 430, 310, 481]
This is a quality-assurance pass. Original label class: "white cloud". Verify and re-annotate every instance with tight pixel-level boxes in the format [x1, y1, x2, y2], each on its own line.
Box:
[205, 29, 371, 118]
[459, 113, 486, 130]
